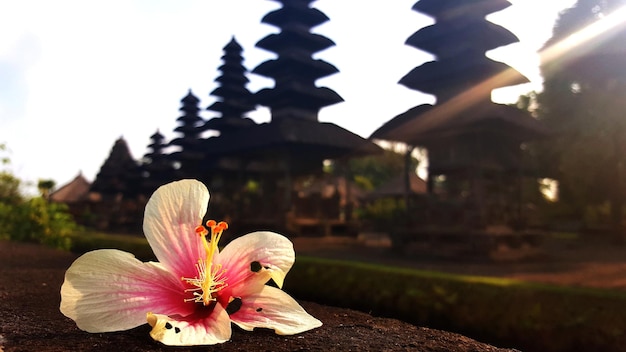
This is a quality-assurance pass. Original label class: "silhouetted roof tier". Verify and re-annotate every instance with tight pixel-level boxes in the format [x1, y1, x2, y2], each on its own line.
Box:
[399, 57, 528, 99]
[207, 37, 256, 128]
[148, 130, 165, 152]
[370, 104, 434, 141]
[223, 37, 243, 52]
[173, 124, 205, 137]
[268, 0, 314, 3]
[262, 5, 329, 28]
[148, 130, 165, 144]
[217, 62, 247, 76]
[168, 135, 206, 153]
[256, 29, 335, 54]
[215, 73, 249, 86]
[206, 100, 257, 119]
[177, 91, 203, 123]
[204, 116, 256, 133]
[255, 83, 343, 111]
[253, 54, 339, 80]
[254, 0, 341, 122]
[144, 130, 168, 160]
[207, 102, 255, 119]
[413, 0, 511, 19]
[406, 20, 520, 58]
[167, 149, 206, 162]
[370, 103, 548, 145]
[180, 90, 200, 108]
[203, 119, 381, 160]
[91, 138, 142, 196]
[210, 86, 254, 99]
[175, 114, 204, 126]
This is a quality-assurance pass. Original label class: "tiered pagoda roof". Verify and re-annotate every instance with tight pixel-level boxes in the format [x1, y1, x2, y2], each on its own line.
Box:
[371, 102, 548, 146]
[168, 90, 207, 175]
[141, 129, 175, 193]
[202, 0, 380, 177]
[145, 129, 167, 158]
[173, 90, 205, 138]
[90, 137, 142, 197]
[399, 0, 528, 103]
[372, 0, 545, 145]
[252, 0, 343, 121]
[413, 0, 511, 19]
[205, 37, 256, 135]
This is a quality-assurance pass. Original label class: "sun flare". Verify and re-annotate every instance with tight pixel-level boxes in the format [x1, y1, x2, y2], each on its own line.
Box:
[540, 5, 626, 69]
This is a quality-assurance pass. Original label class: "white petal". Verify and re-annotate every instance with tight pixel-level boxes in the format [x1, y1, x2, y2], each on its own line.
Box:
[230, 286, 322, 335]
[143, 179, 209, 279]
[216, 231, 295, 295]
[60, 249, 192, 333]
[147, 304, 231, 346]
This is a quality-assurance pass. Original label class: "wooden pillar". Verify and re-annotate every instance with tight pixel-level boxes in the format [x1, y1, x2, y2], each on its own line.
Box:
[281, 153, 293, 232]
[404, 145, 415, 214]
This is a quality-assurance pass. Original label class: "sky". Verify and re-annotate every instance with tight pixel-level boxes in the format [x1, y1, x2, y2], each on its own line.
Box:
[0, 0, 577, 193]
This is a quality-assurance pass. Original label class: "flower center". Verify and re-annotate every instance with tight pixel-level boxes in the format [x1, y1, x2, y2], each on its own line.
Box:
[181, 220, 229, 306]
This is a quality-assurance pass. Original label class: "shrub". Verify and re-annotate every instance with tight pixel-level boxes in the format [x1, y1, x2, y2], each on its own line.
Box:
[284, 256, 626, 352]
[0, 197, 76, 250]
[0, 143, 77, 249]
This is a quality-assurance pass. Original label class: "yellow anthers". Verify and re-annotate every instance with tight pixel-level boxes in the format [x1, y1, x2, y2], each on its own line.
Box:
[182, 220, 230, 306]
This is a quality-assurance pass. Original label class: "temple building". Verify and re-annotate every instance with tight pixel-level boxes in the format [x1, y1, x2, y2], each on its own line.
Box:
[204, 37, 257, 136]
[88, 137, 145, 231]
[371, 0, 548, 231]
[199, 0, 381, 234]
[167, 90, 208, 181]
[140, 130, 175, 195]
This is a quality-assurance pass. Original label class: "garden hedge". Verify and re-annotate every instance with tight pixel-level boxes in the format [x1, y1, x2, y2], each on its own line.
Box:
[285, 256, 626, 352]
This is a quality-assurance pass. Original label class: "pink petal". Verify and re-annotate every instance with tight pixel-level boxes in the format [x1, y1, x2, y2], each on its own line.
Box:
[229, 286, 322, 335]
[143, 179, 209, 279]
[215, 231, 295, 301]
[147, 303, 231, 346]
[60, 249, 193, 333]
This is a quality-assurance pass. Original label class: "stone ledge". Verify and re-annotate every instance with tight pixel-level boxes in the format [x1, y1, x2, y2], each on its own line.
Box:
[0, 241, 516, 352]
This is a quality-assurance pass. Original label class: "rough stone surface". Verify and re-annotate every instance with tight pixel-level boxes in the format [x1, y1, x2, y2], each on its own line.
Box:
[0, 241, 516, 352]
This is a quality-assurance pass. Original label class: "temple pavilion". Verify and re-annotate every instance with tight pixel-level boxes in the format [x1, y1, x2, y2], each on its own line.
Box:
[371, 0, 548, 235]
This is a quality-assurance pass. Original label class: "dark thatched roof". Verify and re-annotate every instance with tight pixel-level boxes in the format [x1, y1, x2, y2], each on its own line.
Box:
[50, 173, 91, 203]
[204, 119, 381, 160]
[370, 103, 549, 145]
[413, 0, 512, 18]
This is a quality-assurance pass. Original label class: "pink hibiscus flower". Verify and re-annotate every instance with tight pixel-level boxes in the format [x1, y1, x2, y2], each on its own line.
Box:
[60, 179, 321, 346]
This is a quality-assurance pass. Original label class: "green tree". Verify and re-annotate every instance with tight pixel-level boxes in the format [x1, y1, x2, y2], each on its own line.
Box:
[0, 143, 22, 205]
[0, 143, 77, 249]
[346, 148, 420, 190]
[38, 179, 56, 199]
[534, 0, 626, 236]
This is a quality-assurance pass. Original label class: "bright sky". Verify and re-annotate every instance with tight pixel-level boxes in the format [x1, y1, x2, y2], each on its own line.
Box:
[0, 0, 576, 192]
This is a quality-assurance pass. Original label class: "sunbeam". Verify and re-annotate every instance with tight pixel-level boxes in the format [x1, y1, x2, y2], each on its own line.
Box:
[382, 4, 626, 145]
[540, 4, 626, 70]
